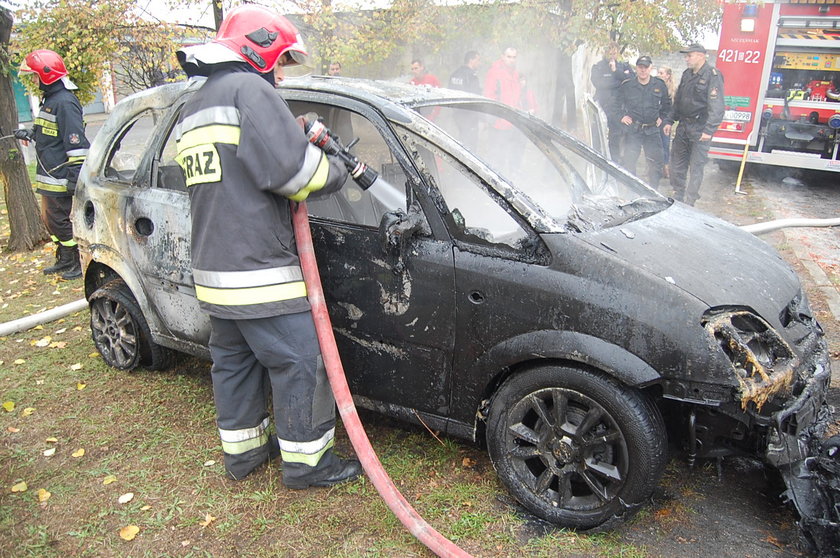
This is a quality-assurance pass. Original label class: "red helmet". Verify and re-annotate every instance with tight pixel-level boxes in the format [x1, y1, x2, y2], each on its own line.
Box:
[214, 5, 308, 73]
[19, 49, 68, 85]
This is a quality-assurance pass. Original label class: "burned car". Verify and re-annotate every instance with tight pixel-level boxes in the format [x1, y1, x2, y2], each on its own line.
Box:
[72, 77, 838, 548]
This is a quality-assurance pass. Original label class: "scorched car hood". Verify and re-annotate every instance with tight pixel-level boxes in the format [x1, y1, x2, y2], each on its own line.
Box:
[575, 203, 800, 319]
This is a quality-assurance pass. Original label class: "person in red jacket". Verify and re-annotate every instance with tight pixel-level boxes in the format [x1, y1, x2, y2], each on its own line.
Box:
[482, 47, 522, 175]
[409, 59, 440, 87]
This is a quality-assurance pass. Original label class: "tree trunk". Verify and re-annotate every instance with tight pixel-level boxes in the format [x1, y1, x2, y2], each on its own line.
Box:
[0, 7, 48, 252]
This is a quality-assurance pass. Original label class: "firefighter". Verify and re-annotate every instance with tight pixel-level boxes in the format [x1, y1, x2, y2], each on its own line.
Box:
[590, 42, 635, 161]
[618, 55, 672, 187]
[174, 5, 362, 487]
[663, 43, 725, 206]
[16, 49, 89, 280]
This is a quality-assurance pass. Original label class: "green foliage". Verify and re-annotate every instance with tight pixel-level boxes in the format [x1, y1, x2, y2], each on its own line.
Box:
[11, 0, 193, 103]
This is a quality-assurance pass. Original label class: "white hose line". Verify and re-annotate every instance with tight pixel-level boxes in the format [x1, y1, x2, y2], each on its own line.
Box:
[741, 217, 840, 235]
[0, 298, 88, 337]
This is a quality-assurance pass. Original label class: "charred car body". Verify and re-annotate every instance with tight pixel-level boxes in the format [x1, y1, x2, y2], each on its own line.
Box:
[72, 77, 838, 551]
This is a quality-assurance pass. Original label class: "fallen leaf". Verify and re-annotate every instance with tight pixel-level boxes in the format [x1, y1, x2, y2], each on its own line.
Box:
[7, 427, 20, 433]
[35, 379, 44, 385]
[88, 352, 100, 358]
[55, 328, 67, 334]
[13, 359, 25, 364]
[11, 481, 27, 492]
[118, 492, 134, 504]
[34, 336, 51, 347]
[199, 513, 216, 528]
[33, 325, 43, 330]
[140, 505, 151, 511]
[37, 488, 51, 502]
[77, 383, 86, 391]
[43, 448, 56, 457]
[45, 437, 58, 443]
[49, 342, 68, 349]
[203, 460, 216, 467]
[119, 525, 140, 541]
[2, 401, 14, 412]
[70, 363, 82, 371]
[21, 407, 35, 417]
[71, 448, 85, 458]
[103, 475, 117, 485]
[72, 326, 83, 331]
[181, 540, 191, 547]
[462, 457, 476, 467]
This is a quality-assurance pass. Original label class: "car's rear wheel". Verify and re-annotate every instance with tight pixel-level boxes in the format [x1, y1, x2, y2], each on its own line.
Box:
[89, 279, 172, 371]
[486, 365, 667, 530]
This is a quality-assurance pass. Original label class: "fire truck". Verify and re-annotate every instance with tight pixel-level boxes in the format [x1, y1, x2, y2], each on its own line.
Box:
[710, 0, 840, 172]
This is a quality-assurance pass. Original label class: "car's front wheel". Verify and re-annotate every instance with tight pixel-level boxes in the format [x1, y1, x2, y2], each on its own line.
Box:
[89, 279, 172, 371]
[486, 365, 667, 530]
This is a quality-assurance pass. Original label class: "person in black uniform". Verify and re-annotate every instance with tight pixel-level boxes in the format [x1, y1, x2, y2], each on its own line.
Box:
[448, 50, 481, 147]
[663, 43, 724, 206]
[590, 42, 634, 160]
[16, 49, 89, 280]
[175, 5, 362, 488]
[618, 55, 672, 187]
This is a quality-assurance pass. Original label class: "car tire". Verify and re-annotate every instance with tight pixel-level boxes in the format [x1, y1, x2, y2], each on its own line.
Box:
[486, 365, 667, 530]
[89, 279, 173, 371]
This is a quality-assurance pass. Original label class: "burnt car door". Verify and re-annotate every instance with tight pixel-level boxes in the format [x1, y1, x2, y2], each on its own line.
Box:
[117, 105, 209, 347]
[284, 96, 458, 418]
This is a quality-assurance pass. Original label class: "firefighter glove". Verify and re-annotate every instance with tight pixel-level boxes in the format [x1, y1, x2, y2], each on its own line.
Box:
[14, 129, 34, 141]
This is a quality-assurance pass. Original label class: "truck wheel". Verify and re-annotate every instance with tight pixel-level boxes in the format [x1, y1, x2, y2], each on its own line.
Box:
[486, 365, 667, 530]
[89, 279, 172, 371]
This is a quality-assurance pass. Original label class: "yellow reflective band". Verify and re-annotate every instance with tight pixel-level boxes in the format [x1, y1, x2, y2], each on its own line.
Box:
[36, 181, 68, 193]
[195, 281, 307, 306]
[50, 235, 59, 243]
[280, 438, 335, 466]
[176, 124, 240, 151]
[176, 144, 222, 187]
[35, 117, 57, 129]
[67, 156, 86, 164]
[42, 128, 58, 137]
[288, 153, 330, 202]
[221, 431, 269, 455]
[59, 238, 77, 247]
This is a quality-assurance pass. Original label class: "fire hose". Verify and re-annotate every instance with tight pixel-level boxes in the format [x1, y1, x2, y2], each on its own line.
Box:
[293, 118, 473, 558]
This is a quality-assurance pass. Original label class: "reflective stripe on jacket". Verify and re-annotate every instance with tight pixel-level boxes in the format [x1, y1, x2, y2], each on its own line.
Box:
[33, 82, 89, 196]
[175, 64, 347, 319]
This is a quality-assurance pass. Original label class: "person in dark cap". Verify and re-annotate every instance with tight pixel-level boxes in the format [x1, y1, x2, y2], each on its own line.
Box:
[662, 43, 724, 206]
[617, 55, 671, 186]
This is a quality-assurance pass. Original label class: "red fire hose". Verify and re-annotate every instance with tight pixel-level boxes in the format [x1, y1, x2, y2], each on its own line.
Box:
[291, 201, 473, 558]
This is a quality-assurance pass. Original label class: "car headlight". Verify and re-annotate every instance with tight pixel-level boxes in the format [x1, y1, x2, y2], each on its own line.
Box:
[703, 309, 799, 412]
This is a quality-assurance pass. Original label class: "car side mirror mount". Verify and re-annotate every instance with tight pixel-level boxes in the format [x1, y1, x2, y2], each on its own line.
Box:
[378, 202, 430, 274]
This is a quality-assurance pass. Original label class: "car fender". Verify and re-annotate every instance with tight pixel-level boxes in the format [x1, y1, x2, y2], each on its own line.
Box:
[83, 244, 170, 341]
[473, 329, 661, 391]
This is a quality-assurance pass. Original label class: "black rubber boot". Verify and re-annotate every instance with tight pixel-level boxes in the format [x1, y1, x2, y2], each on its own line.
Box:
[283, 451, 363, 490]
[43, 244, 75, 275]
[60, 247, 82, 280]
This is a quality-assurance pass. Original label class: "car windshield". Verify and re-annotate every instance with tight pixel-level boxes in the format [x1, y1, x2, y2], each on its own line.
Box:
[415, 102, 670, 233]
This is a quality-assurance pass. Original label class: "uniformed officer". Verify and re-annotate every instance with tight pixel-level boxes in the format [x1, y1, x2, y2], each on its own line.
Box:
[618, 55, 672, 186]
[16, 50, 89, 280]
[590, 42, 635, 160]
[663, 43, 724, 206]
[448, 51, 481, 147]
[175, 5, 362, 488]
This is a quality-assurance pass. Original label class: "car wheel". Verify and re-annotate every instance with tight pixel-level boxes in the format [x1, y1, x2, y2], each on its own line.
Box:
[486, 365, 667, 530]
[89, 279, 172, 371]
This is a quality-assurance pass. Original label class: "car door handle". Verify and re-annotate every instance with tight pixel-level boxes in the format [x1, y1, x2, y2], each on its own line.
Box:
[468, 291, 485, 305]
[134, 217, 154, 237]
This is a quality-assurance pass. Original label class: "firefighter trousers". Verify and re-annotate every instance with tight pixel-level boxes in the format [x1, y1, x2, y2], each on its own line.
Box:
[669, 122, 711, 206]
[208, 312, 338, 481]
[41, 195, 75, 246]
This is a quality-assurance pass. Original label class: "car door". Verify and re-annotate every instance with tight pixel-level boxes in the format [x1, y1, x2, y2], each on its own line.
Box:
[285, 97, 458, 417]
[115, 106, 209, 347]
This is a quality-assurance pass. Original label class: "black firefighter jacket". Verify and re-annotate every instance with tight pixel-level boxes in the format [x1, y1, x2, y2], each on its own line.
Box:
[174, 64, 348, 320]
[32, 81, 89, 197]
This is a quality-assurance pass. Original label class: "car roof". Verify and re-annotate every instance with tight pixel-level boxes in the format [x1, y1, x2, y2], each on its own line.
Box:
[278, 75, 485, 111]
